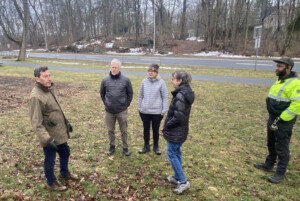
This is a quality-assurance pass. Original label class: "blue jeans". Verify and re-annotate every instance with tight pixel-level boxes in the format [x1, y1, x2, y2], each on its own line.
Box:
[43, 142, 70, 185]
[166, 141, 186, 183]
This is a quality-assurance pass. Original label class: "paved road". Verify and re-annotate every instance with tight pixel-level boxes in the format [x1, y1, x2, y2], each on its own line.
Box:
[1, 60, 276, 86]
[1, 51, 299, 72]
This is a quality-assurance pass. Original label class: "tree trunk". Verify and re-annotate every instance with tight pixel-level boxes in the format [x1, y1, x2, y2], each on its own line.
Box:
[50, 0, 61, 47]
[30, 0, 49, 51]
[179, 0, 187, 40]
[275, 0, 281, 52]
[211, 0, 221, 46]
[243, 0, 251, 51]
[65, 0, 74, 43]
[230, 0, 244, 50]
[224, 0, 234, 46]
[134, 0, 141, 45]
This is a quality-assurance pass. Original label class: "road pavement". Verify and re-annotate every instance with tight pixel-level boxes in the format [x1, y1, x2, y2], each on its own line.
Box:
[0, 51, 299, 72]
[1, 60, 276, 86]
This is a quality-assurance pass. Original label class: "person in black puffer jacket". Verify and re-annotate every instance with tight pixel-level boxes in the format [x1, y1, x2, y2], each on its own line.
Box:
[163, 70, 195, 195]
[100, 59, 133, 156]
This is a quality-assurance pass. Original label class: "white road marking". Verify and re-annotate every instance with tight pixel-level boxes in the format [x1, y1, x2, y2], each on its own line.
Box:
[141, 59, 160, 61]
[237, 63, 273, 66]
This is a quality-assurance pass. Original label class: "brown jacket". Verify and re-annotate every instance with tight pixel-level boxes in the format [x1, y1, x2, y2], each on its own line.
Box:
[29, 83, 70, 147]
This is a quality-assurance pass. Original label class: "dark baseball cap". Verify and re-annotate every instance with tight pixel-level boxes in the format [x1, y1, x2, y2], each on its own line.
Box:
[273, 57, 294, 68]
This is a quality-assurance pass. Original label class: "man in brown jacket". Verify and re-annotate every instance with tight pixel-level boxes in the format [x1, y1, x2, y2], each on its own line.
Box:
[29, 66, 78, 191]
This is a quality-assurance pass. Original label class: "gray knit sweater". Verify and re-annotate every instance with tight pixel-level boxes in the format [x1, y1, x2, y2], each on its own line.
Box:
[138, 76, 168, 114]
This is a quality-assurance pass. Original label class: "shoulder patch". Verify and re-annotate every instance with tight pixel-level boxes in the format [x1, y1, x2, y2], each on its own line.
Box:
[297, 90, 300, 94]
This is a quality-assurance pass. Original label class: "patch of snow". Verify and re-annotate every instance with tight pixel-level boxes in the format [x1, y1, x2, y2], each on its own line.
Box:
[51, 61, 88, 65]
[116, 37, 124, 40]
[105, 41, 115, 48]
[107, 51, 146, 56]
[130, 48, 143, 53]
[76, 44, 90, 49]
[35, 60, 88, 65]
[36, 49, 47, 51]
[186, 37, 204, 42]
[187, 51, 249, 58]
[91, 40, 102, 45]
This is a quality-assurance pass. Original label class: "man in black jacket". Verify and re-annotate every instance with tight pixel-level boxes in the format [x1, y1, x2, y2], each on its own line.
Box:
[100, 59, 133, 156]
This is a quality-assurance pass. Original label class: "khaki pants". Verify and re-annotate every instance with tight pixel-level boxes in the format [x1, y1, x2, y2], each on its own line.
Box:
[105, 109, 128, 148]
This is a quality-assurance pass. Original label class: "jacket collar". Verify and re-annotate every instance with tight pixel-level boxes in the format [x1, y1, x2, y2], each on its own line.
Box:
[171, 84, 187, 96]
[279, 71, 298, 83]
[36, 82, 54, 92]
[109, 71, 121, 79]
[147, 75, 160, 82]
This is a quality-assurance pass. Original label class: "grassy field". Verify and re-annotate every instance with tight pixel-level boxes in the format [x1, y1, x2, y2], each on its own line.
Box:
[0, 62, 299, 201]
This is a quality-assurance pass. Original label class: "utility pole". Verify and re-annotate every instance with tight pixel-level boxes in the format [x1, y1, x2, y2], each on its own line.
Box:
[253, 25, 262, 71]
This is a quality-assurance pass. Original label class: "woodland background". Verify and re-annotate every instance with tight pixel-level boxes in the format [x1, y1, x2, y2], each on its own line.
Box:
[0, 0, 300, 61]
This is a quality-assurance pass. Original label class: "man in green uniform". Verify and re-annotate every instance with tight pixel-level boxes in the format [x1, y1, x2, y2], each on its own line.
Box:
[254, 57, 300, 183]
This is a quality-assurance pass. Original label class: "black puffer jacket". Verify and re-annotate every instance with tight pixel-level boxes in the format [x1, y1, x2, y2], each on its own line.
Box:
[100, 72, 133, 114]
[163, 84, 194, 143]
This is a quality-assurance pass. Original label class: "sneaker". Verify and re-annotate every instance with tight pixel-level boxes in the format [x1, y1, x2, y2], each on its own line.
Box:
[107, 145, 115, 156]
[165, 176, 179, 185]
[268, 174, 285, 183]
[173, 181, 191, 195]
[59, 172, 79, 181]
[47, 180, 67, 191]
[254, 163, 274, 172]
[123, 148, 131, 156]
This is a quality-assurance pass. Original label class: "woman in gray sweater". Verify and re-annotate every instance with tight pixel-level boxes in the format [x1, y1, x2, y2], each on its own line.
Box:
[138, 64, 168, 155]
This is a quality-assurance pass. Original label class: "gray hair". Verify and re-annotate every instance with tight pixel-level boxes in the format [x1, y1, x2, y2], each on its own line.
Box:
[172, 70, 192, 85]
[34, 66, 48, 77]
[111, 59, 121, 67]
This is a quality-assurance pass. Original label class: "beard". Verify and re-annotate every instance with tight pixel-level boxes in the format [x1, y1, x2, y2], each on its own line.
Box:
[276, 68, 288, 79]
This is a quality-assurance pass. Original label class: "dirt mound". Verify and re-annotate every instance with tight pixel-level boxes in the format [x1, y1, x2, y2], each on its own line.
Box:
[0, 76, 85, 113]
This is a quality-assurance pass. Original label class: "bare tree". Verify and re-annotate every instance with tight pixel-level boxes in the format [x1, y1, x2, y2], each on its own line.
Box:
[65, 0, 74, 42]
[134, 0, 141, 44]
[243, 0, 252, 51]
[179, 0, 188, 40]
[224, 0, 234, 46]
[29, 0, 49, 51]
[230, 0, 245, 49]
[0, 0, 29, 61]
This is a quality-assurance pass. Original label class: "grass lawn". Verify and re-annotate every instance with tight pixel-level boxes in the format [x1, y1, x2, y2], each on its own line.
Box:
[0, 63, 299, 201]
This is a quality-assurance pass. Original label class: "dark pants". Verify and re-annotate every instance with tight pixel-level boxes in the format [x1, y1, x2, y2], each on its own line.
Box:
[265, 115, 296, 175]
[139, 112, 163, 147]
[43, 142, 70, 185]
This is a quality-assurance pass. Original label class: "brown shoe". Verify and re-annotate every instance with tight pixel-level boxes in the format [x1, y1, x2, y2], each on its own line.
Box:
[47, 180, 67, 191]
[59, 172, 79, 181]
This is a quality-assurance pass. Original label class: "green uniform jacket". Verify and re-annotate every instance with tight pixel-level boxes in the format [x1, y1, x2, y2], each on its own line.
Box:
[266, 71, 300, 121]
[29, 83, 70, 147]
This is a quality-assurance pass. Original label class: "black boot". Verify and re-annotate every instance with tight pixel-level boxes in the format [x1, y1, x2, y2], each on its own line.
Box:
[153, 145, 161, 155]
[107, 145, 115, 156]
[138, 145, 150, 154]
[123, 148, 131, 156]
[268, 174, 285, 183]
[254, 163, 274, 172]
